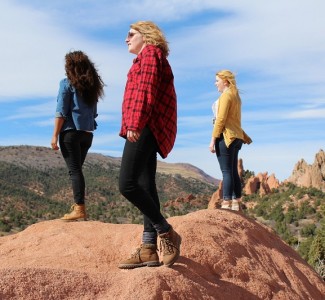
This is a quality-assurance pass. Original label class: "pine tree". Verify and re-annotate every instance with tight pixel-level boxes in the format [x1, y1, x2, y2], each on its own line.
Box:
[308, 223, 325, 267]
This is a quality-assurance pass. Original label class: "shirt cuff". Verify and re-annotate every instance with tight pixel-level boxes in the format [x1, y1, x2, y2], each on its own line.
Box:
[55, 112, 66, 118]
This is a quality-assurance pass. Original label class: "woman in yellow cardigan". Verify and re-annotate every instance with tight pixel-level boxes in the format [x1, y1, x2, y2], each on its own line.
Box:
[209, 70, 252, 211]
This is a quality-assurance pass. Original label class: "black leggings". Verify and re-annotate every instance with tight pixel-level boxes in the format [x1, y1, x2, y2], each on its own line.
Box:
[119, 127, 164, 234]
[59, 130, 93, 204]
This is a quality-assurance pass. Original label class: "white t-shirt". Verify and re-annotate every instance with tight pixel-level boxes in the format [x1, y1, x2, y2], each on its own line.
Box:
[212, 99, 219, 125]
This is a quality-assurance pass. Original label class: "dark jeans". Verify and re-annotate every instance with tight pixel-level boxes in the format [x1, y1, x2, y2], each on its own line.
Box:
[119, 127, 164, 236]
[59, 130, 93, 204]
[215, 134, 243, 200]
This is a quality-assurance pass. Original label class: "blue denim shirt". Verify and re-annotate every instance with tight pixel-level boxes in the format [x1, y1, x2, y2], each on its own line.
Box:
[55, 78, 98, 132]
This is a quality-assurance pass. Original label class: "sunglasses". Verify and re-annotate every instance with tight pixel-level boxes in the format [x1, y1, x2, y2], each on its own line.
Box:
[127, 31, 138, 38]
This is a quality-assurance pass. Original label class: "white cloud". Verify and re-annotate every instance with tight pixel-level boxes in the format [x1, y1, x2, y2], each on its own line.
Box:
[0, 0, 324, 183]
[6, 101, 54, 120]
[0, 1, 130, 101]
[287, 108, 325, 119]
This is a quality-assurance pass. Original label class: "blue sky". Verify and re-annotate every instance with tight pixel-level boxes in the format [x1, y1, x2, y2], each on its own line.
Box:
[0, 0, 324, 181]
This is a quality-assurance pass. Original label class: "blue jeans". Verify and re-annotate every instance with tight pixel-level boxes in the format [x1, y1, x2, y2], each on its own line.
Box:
[59, 130, 93, 204]
[215, 134, 243, 200]
[119, 127, 165, 238]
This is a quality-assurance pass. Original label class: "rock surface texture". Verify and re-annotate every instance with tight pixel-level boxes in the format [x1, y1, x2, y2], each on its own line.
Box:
[0, 210, 324, 300]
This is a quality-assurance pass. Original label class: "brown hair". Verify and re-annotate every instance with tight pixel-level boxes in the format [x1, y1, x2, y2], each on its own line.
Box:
[130, 21, 170, 57]
[65, 51, 105, 106]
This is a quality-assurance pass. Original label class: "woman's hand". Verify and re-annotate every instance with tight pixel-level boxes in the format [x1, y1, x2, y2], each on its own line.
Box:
[127, 130, 141, 142]
[51, 136, 59, 150]
[209, 137, 216, 153]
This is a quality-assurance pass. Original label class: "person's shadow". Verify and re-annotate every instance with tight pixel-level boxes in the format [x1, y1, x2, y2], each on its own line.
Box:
[170, 256, 260, 300]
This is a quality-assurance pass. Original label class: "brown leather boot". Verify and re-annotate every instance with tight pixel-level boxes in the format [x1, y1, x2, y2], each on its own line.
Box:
[118, 244, 161, 269]
[60, 204, 87, 221]
[159, 226, 181, 267]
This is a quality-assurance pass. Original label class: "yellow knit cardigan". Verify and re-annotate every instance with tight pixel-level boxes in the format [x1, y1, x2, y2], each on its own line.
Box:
[212, 89, 252, 147]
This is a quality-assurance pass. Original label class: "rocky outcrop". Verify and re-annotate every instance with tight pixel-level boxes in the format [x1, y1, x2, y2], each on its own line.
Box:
[244, 172, 280, 196]
[287, 149, 325, 192]
[210, 150, 325, 201]
[209, 157, 281, 202]
[0, 210, 324, 299]
[163, 194, 205, 209]
[208, 181, 223, 209]
[238, 158, 244, 179]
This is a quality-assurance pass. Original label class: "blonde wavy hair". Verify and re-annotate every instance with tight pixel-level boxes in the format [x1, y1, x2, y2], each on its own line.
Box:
[130, 21, 170, 57]
[216, 70, 241, 102]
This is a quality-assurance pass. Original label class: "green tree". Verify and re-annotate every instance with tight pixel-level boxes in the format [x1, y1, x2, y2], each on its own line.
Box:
[308, 233, 325, 267]
[297, 201, 316, 219]
[300, 223, 317, 237]
[308, 221, 325, 266]
[270, 204, 284, 222]
[297, 237, 313, 260]
[285, 204, 297, 224]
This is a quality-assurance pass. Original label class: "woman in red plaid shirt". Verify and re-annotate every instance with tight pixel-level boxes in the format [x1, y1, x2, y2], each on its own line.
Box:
[118, 21, 181, 269]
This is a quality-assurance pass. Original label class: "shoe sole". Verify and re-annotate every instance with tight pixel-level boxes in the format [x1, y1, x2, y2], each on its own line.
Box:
[118, 261, 161, 269]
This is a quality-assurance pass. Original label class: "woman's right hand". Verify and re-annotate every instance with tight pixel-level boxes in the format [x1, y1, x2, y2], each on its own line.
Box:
[209, 137, 216, 153]
[127, 130, 140, 143]
[51, 136, 59, 150]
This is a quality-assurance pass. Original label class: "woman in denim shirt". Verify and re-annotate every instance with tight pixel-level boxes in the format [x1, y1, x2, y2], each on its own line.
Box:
[51, 51, 105, 221]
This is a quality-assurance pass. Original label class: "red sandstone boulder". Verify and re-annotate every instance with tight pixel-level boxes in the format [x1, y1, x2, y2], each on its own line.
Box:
[0, 210, 324, 299]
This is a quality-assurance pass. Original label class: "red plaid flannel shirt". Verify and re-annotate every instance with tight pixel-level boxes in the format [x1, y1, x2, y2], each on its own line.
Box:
[120, 45, 177, 158]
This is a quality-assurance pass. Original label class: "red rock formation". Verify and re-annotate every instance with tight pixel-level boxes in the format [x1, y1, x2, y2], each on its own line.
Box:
[208, 158, 282, 208]
[238, 158, 244, 179]
[244, 172, 280, 196]
[287, 149, 325, 191]
[208, 181, 223, 209]
[163, 194, 205, 209]
[244, 176, 260, 195]
[0, 210, 324, 299]
[209, 150, 324, 208]
[267, 174, 280, 190]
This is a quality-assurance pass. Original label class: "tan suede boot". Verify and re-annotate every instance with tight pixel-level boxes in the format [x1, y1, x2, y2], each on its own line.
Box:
[159, 226, 181, 267]
[60, 204, 87, 221]
[118, 244, 161, 269]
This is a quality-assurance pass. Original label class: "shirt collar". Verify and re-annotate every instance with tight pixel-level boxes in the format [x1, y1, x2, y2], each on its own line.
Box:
[133, 44, 160, 63]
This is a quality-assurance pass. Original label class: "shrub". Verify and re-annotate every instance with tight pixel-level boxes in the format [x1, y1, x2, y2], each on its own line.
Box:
[300, 224, 317, 237]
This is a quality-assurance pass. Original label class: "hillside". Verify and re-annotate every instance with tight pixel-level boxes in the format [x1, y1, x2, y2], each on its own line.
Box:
[0, 145, 218, 184]
[0, 145, 217, 235]
[0, 210, 324, 300]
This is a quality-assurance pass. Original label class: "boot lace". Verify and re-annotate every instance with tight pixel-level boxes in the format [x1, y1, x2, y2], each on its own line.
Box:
[160, 237, 175, 255]
[130, 247, 141, 259]
[69, 204, 76, 211]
